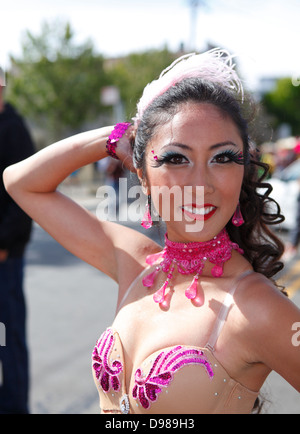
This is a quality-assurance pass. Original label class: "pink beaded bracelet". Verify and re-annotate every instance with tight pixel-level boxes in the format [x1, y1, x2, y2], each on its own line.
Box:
[106, 122, 131, 160]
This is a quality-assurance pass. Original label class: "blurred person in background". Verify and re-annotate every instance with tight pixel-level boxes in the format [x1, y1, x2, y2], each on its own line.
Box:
[0, 78, 35, 414]
[284, 140, 300, 261]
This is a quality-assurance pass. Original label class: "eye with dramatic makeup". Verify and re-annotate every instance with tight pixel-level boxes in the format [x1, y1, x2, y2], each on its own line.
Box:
[151, 148, 245, 168]
[211, 149, 245, 165]
[151, 151, 190, 167]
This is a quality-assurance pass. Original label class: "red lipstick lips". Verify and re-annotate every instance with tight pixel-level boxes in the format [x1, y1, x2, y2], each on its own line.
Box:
[181, 204, 217, 221]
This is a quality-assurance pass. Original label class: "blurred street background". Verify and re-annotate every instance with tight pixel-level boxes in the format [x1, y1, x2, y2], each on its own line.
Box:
[1, 0, 299, 414]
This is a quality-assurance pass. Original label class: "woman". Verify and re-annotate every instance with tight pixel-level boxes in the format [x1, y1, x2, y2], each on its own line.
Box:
[3, 49, 300, 414]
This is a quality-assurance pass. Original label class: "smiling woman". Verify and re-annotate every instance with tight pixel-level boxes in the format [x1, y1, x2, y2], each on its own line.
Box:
[133, 73, 284, 274]
[139, 102, 245, 243]
[3, 48, 300, 415]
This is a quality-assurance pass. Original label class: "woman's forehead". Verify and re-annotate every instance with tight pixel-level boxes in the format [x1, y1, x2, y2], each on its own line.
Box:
[150, 103, 243, 150]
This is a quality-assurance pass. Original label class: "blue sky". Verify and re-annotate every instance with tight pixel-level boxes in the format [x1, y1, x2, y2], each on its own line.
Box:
[1, 0, 299, 90]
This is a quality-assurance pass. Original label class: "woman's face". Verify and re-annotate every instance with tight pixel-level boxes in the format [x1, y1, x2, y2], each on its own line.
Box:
[139, 102, 245, 242]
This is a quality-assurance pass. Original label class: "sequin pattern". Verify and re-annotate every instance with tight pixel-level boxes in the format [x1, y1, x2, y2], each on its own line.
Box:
[160, 229, 243, 276]
[132, 346, 214, 409]
[92, 328, 123, 393]
[143, 229, 244, 303]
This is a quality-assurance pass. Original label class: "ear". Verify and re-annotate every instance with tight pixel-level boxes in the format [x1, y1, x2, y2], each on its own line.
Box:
[136, 168, 150, 196]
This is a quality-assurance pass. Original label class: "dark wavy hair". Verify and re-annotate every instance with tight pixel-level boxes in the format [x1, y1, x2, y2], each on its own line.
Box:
[131, 78, 286, 414]
[132, 77, 285, 283]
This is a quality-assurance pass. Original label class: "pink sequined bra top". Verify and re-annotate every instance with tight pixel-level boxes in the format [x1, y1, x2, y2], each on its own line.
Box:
[92, 271, 259, 414]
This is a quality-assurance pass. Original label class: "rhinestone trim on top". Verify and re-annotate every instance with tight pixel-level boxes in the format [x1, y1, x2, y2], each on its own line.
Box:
[120, 394, 130, 414]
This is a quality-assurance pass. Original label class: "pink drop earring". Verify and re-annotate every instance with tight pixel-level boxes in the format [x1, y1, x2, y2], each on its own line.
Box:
[232, 202, 244, 227]
[141, 195, 153, 229]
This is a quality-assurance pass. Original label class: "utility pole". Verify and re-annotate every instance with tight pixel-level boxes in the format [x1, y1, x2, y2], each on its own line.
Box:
[189, 0, 204, 52]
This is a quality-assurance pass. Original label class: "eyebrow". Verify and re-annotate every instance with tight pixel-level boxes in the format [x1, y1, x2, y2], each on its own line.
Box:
[210, 141, 238, 150]
[161, 141, 239, 151]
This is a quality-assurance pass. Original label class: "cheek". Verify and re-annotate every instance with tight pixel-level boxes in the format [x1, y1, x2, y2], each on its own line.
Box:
[147, 167, 182, 186]
[217, 167, 244, 203]
[146, 170, 185, 220]
[151, 183, 182, 221]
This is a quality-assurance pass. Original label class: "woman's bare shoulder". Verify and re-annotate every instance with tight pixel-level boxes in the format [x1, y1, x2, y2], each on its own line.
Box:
[234, 271, 290, 319]
[234, 270, 300, 390]
[234, 270, 300, 351]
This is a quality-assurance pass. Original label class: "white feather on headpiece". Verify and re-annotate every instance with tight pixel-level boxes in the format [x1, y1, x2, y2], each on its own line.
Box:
[134, 48, 244, 125]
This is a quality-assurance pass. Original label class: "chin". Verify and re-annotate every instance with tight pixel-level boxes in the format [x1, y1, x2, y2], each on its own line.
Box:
[166, 221, 226, 243]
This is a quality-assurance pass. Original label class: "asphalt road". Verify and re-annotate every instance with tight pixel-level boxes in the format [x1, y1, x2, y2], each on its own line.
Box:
[23, 193, 300, 414]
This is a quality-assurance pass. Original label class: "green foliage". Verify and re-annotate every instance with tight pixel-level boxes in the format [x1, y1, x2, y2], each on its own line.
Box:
[6, 21, 108, 142]
[107, 49, 177, 119]
[262, 78, 300, 136]
[5, 19, 178, 145]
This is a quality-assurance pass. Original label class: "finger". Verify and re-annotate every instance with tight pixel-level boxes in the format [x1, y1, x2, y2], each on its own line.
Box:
[122, 155, 136, 173]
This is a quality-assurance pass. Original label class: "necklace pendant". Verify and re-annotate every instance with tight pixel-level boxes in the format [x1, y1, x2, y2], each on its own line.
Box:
[153, 279, 169, 304]
[211, 264, 223, 278]
[143, 230, 243, 305]
[185, 274, 199, 300]
[145, 251, 164, 266]
[153, 260, 176, 304]
[143, 266, 160, 287]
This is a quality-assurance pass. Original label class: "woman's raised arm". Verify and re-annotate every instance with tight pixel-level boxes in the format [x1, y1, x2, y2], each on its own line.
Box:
[2, 126, 145, 283]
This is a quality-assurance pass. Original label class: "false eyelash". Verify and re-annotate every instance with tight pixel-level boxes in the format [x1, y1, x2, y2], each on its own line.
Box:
[213, 149, 245, 165]
[152, 149, 246, 168]
[151, 151, 189, 167]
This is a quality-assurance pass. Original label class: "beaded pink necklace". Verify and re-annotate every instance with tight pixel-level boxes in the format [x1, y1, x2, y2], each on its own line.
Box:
[143, 229, 244, 305]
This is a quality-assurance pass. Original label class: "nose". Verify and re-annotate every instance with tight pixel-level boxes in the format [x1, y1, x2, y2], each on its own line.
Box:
[192, 166, 215, 195]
